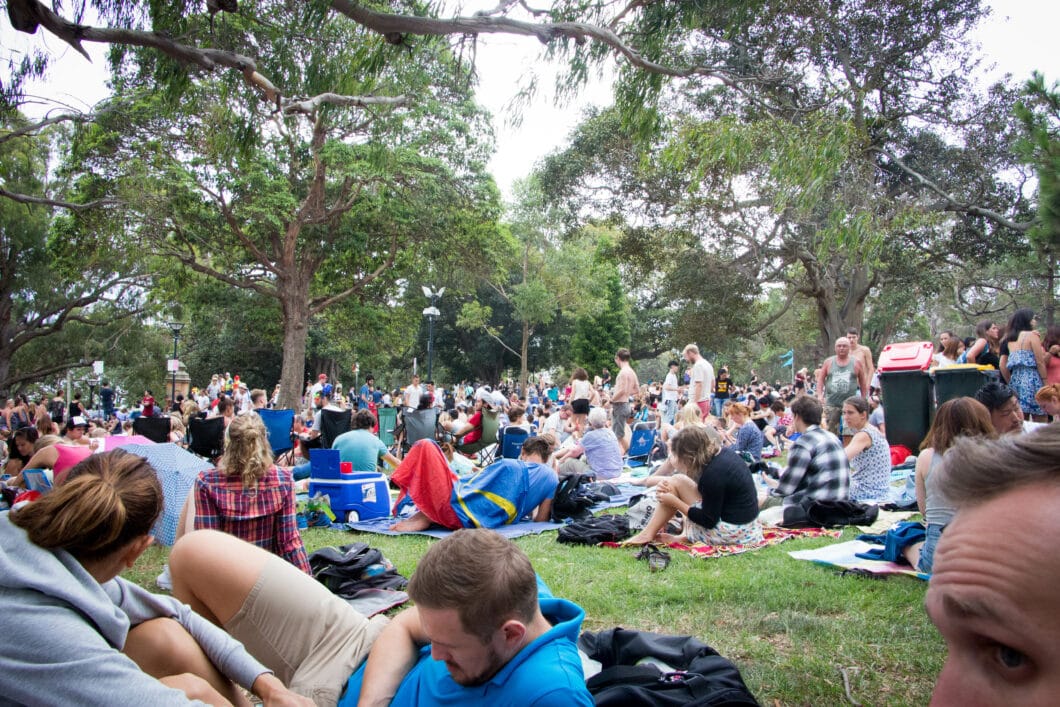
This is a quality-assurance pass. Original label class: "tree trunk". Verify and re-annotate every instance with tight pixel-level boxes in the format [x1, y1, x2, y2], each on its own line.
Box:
[519, 320, 530, 401]
[278, 281, 312, 410]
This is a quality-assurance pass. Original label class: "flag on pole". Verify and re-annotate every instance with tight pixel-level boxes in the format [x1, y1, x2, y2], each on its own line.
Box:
[779, 349, 794, 367]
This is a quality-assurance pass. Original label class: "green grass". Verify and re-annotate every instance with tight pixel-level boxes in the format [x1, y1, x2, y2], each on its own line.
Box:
[126, 526, 941, 706]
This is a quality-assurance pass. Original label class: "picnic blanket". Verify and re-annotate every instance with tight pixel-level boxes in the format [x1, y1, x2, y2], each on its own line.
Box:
[589, 482, 642, 512]
[788, 539, 929, 580]
[600, 526, 841, 559]
[341, 515, 565, 539]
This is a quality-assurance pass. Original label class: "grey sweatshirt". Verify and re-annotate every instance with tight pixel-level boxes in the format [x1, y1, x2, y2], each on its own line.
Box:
[0, 513, 270, 705]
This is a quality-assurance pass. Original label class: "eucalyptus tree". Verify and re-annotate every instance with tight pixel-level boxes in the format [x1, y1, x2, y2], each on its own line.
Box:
[59, 2, 500, 408]
[0, 115, 145, 396]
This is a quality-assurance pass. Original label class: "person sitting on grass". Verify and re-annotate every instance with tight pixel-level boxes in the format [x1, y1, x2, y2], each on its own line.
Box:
[168, 528, 594, 707]
[760, 395, 849, 523]
[723, 402, 764, 462]
[900, 397, 996, 573]
[841, 395, 891, 501]
[925, 425, 1060, 705]
[194, 413, 311, 575]
[626, 426, 763, 547]
[552, 407, 624, 480]
[389, 436, 558, 532]
[0, 450, 309, 706]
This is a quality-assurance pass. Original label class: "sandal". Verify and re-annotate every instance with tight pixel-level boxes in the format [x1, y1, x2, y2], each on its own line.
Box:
[632, 543, 656, 560]
[647, 547, 671, 573]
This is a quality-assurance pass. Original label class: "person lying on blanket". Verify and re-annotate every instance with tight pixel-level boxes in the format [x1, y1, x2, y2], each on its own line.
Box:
[388, 436, 558, 532]
[0, 450, 310, 706]
[625, 426, 763, 547]
[169, 528, 594, 707]
[925, 424, 1060, 706]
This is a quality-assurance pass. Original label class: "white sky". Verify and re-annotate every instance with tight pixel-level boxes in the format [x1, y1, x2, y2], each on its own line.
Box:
[2, 1, 1058, 198]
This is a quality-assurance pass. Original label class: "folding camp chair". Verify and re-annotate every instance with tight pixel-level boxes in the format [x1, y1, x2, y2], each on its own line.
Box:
[625, 427, 658, 468]
[188, 416, 226, 461]
[376, 407, 398, 450]
[457, 408, 501, 465]
[402, 408, 439, 453]
[133, 416, 172, 444]
[500, 426, 530, 459]
[319, 408, 352, 450]
[258, 408, 295, 459]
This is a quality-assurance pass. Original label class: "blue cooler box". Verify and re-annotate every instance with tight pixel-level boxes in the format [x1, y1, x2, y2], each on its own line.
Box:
[307, 449, 390, 521]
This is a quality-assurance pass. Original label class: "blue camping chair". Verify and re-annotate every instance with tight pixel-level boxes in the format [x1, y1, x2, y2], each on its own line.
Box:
[625, 428, 658, 468]
[258, 408, 295, 458]
[500, 426, 530, 459]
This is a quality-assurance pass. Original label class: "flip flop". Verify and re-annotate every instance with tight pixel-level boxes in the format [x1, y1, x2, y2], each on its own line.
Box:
[647, 546, 671, 572]
[632, 543, 657, 561]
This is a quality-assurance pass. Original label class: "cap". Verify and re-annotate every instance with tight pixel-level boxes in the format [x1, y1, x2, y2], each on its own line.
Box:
[70, 416, 88, 427]
[318, 373, 328, 380]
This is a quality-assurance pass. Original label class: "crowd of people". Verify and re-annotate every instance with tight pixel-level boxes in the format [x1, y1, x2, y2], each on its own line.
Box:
[3, 306, 1060, 704]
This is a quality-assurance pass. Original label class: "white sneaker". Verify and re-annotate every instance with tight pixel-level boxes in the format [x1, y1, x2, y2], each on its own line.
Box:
[156, 564, 173, 591]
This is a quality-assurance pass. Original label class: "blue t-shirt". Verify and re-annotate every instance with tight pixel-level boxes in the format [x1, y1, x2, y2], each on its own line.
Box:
[332, 429, 388, 472]
[452, 460, 557, 529]
[341, 581, 593, 707]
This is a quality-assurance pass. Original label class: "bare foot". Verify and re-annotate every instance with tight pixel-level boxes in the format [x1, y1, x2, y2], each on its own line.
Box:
[390, 512, 432, 532]
[656, 532, 684, 545]
[624, 532, 657, 546]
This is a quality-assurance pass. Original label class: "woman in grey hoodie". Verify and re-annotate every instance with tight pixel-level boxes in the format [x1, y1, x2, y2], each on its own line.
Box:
[0, 449, 310, 706]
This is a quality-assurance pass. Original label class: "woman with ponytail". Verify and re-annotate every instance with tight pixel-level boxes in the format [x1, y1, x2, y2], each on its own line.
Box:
[0, 450, 309, 706]
[194, 413, 310, 574]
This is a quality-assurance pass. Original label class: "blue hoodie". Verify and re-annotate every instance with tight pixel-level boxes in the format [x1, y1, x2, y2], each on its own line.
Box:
[0, 513, 270, 705]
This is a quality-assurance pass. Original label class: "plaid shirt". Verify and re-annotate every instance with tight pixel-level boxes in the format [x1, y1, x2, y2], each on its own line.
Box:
[195, 465, 311, 575]
[775, 425, 850, 505]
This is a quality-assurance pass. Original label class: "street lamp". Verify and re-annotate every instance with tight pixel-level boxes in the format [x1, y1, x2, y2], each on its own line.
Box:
[421, 286, 444, 381]
[86, 376, 99, 416]
[167, 321, 185, 407]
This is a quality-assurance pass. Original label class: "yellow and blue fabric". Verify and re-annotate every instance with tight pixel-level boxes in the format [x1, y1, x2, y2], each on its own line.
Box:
[452, 460, 557, 529]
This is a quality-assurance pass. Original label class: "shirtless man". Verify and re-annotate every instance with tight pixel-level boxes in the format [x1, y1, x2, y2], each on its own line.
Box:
[846, 328, 875, 385]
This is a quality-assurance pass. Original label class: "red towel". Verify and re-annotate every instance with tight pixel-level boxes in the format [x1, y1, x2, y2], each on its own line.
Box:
[391, 440, 461, 529]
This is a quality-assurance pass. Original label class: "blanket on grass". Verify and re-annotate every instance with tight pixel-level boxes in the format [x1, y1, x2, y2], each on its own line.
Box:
[340, 515, 564, 539]
[600, 526, 841, 559]
[788, 539, 929, 580]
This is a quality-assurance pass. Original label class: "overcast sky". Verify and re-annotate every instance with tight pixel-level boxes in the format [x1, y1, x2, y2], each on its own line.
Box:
[3, 1, 1058, 198]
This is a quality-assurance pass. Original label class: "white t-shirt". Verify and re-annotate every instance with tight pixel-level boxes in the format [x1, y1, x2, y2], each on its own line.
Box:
[403, 384, 423, 408]
[689, 358, 715, 403]
[662, 372, 679, 402]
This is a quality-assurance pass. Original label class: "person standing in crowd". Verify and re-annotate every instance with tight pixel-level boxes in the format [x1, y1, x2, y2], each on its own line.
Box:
[966, 319, 1001, 368]
[816, 336, 869, 432]
[683, 344, 715, 418]
[999, 308, 1047, 421]
[610, 348, 639, 450]
[712, 366, 732, 418]
[661, 360, 681, 426]
[846, 328, 875, 385]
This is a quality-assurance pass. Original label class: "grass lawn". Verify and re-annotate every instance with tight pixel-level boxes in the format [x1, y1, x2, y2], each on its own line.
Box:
[126, 523, 943, 706]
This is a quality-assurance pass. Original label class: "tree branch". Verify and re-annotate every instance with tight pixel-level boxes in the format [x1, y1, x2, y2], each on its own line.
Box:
[871, 146, 1033, 233]
[4, 360, 92, 390]
[282, 93, 409, 115]
[308, 230, 400, 315]
[0, 187, 116, 210]
[0, 112, 88, 146]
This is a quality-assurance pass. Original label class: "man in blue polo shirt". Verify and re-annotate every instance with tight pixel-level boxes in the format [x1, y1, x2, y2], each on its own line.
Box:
[348, 529, 593, 706]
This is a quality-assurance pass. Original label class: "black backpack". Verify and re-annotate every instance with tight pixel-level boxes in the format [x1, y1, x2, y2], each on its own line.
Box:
[551, 473, 600, 521]
[308, 543, 408, 597]
[557, 514, 632, 545]
[581, 627, 760, 706]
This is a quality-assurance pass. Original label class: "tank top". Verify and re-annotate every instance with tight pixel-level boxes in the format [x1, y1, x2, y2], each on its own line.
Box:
[824, 357, 859, 407]
[923, 450, 956, 527]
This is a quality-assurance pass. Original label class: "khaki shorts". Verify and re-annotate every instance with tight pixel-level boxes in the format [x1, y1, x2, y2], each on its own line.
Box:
[224, 555, 389, 707]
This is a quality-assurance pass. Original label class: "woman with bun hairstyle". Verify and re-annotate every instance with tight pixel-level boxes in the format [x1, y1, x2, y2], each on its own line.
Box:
[0, 450, 308, 705]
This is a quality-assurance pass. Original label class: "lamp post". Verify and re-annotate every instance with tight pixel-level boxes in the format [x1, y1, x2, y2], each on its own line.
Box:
[167, 322, 185, 407]
[421, 286, 444, 381]
[86, 376, 99, 416]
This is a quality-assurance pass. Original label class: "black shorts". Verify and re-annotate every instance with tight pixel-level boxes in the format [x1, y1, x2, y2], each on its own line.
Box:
[571, 399, 590, 415]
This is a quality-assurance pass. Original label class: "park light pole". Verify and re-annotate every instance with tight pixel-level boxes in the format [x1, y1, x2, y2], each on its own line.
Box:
[86, 376, 99, 416]
[167, 321, 185, 406]
[421, 286, 444, 381]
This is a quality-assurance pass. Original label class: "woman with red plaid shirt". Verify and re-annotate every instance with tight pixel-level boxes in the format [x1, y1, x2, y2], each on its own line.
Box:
[194, 413, 311, 574]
